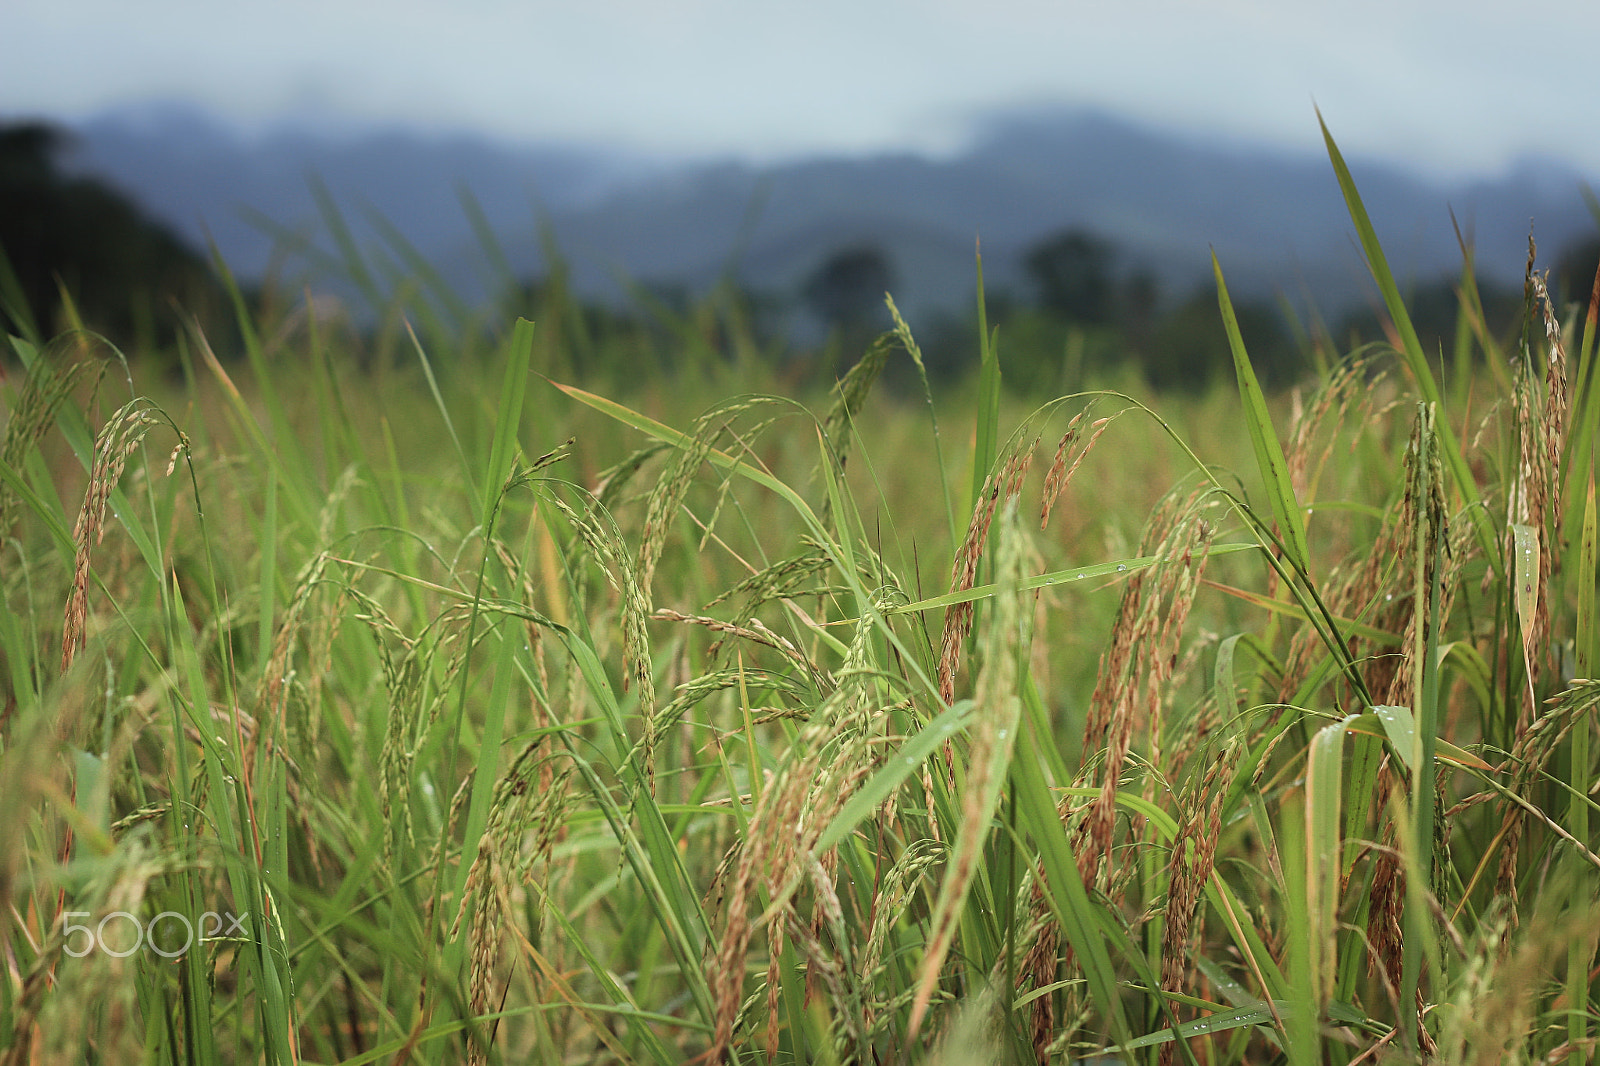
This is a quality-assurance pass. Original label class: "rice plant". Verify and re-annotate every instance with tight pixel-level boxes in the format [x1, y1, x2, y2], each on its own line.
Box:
[1, 121, 1597, 1065]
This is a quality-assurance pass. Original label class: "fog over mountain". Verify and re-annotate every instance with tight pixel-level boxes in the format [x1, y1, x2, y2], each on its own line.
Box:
[53, 102, 1600, 330]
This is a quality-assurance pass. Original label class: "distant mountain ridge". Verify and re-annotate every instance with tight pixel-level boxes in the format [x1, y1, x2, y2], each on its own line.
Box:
[49, 102, 1600, 331]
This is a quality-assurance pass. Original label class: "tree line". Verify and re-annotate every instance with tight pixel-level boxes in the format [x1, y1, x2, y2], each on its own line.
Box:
[0, 122, 228, 353]
[4, 119, 1596, 393]
[797, 228, 1598, 395]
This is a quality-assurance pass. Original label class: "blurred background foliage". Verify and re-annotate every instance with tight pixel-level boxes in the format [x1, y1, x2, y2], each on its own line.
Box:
[0, 118, 1589, 398]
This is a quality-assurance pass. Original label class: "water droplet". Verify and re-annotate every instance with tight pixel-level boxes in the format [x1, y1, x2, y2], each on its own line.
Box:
[1115, 564, 1128, 572]
[996, 729, 1008, 741]
[1385, 594, 1393, 602]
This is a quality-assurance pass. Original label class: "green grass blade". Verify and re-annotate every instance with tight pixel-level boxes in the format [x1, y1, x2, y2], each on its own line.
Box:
[1401, 403, 1445, 1054]
[888, 543, 1260, 615]
[0, 238, 42, 344]
[1099, 1000, 1278, 1054]
[365, 207, 474, 328]
[1215, 253, 1310, 577]
[406, 321, 476, 499]
[813, 701, 972, 854]
[483, 318, 536, 526]
[972, 247, 1001, 515]
[1305, 714, 1352, 1010]
[1319, 113, 1496, 564]
[1281, 797, 1321, 1066]
[1512, 521, 1540, 664]
[307, 173, 384, 312]
[1570, 471, 1597, 1064]
[456, 182, 517, 299]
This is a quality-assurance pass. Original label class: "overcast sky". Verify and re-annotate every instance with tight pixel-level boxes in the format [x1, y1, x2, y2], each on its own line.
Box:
[8, 0, 1600, 177]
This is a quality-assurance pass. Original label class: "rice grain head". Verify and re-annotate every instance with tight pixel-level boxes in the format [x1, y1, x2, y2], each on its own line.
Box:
[1156, 737, 1242, 1066]
[1039, 408, 1116, 532]
[937, 446, 1034, 703]
[62, 400, 173, 673]
[1075, 487, 1216, 891]
[910, 495, 1031, 1038]
[0, 349, 105, 533]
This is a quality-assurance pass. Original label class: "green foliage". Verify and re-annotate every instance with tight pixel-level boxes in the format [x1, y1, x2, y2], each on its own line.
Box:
[3, 122, 1600, 1066]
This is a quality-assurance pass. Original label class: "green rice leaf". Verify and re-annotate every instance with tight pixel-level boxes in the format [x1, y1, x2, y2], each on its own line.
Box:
[483, 318, 536, 526]
[1306, 715, 1354, 1008]
[1320, 113, 1496, 564]
[1215, 253, 1310, 576]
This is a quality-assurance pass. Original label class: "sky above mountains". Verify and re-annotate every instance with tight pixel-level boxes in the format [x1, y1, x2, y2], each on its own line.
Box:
[8, 0, 1600, 178]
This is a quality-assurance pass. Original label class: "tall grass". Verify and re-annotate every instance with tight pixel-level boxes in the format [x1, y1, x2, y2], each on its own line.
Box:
[2, 125, 1598, 1064]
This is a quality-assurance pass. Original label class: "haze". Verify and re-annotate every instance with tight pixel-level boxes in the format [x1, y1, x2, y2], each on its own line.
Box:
[8, 0, 1600, 177]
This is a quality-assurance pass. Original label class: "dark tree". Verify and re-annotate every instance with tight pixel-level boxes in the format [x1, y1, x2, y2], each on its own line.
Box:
[1146, 290, 1299, 392]
[0, 121, 221, 348]
[1554, 234, 1600, 310]
[1023, 229, 1115, 325]
[802, 245, 893, 332]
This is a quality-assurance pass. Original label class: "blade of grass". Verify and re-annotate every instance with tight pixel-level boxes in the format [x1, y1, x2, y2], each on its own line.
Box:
[483, 319, 536, 526]
[1319, 112, 1496, 564]
[1401, 402, 1445, 1054]
[406, 321, 476, 501]
[307, 173, 385, 313]
[456, 183, 517, 300]
[972, 244, 1001, 516]
[813, 700, 973, 854]
[1569, 469, 1597, 1065]
[1306, 714, 1354, 1010]
[1215, 253, 1310, 577]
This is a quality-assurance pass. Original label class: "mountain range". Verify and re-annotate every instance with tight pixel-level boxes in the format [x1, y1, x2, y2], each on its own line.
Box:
[52, 102, 1600, 333]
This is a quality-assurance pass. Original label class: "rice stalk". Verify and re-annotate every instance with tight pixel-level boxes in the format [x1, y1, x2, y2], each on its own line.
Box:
[1489, 679, 1600, 924]
[702, 587, 907, 1058]
[62, 399, 186, 673]
[1074, 487, 1217, 892]
[936, 445, 1034, 704]
[0, 345, 105, 533]
[1156, 736, 1242, 1066]
[703, 541, 833, 616]
[453, 733, 571, 1064]
[818, 332, 894, 525]
[1038, 405, 1116, 532]
[652, 610, 824, 683]
[1505, 245, 1572, 709]
[910, 495, 1030, 1038]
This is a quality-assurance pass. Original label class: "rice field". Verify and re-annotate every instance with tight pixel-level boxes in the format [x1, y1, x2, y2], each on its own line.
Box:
[1, 122, 1598, 1065]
